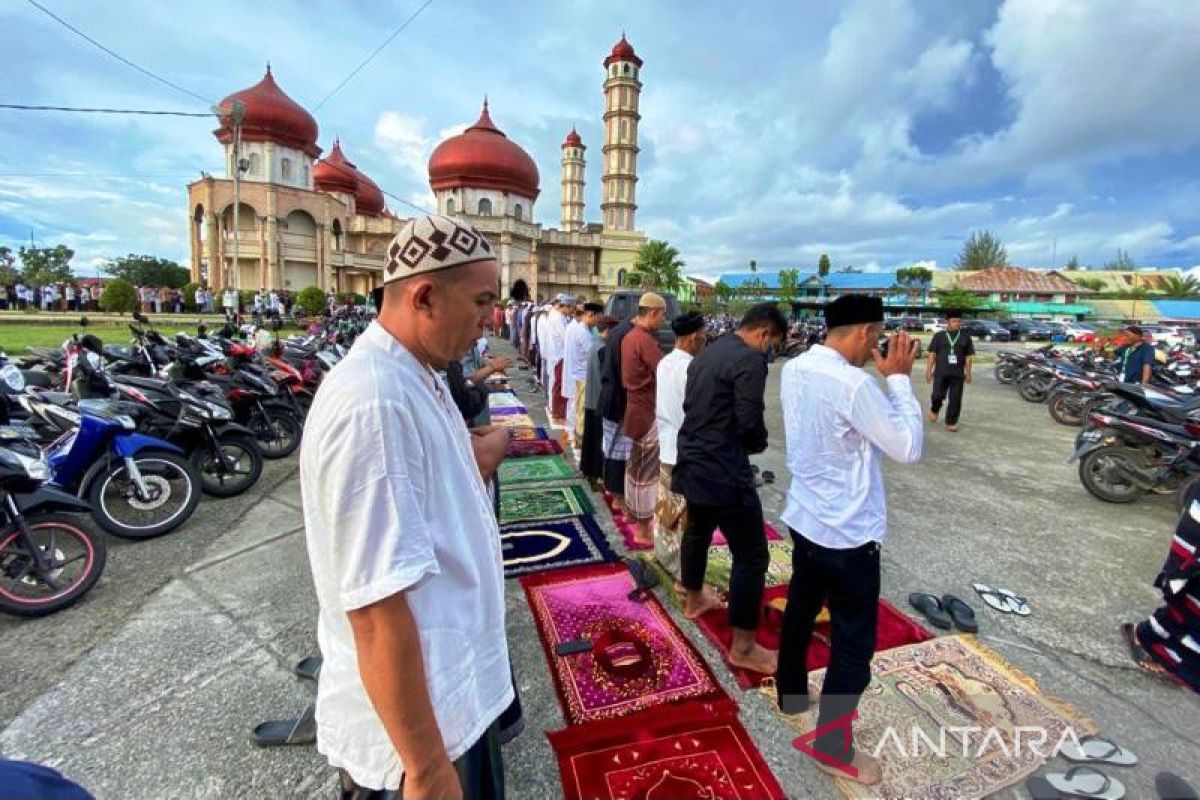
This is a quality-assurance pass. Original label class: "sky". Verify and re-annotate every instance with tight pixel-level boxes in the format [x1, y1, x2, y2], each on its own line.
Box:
[1, 0, 1199, 279]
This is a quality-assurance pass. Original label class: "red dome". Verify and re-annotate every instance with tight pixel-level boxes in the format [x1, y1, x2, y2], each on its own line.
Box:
[562, 127, 584, 149]
[604, 34, 643, 68]
[214, 66, 320, 158]
[313, 140, 358, 195]
[352, 168, 385, 217]
[428, 100, 540, 200]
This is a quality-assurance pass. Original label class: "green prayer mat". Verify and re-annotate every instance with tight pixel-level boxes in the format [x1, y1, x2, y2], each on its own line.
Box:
[500, 484, 595, 523]
[705, 540, 793, 591]
[498, 455, 575, 485]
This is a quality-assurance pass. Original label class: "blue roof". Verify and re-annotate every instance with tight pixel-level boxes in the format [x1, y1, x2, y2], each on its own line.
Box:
[1151, 300, 1200, 319]
[717, 270, 899, 290]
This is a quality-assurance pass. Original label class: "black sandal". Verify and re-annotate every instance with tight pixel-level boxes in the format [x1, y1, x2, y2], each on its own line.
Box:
[941, 594, 979, 632]
[251, 702, 316, 747]
[908, 592, 952, 629]
[623, 556, 660, 602]
[294, 654, 322, 682]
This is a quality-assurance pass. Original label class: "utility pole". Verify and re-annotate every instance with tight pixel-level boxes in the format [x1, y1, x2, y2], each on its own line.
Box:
[215, 99, 247, 294]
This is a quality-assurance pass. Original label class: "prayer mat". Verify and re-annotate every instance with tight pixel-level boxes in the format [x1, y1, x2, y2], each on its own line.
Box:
[489, 406, 527, 417]
[713, 521, 784, 546]
[548, 699, 785, 800]
[488, 391, 520, 408]
[500, 484, 594, 523]
[696, 590, 934, 689]
[499, 454, 575, 485]
[506, 437, 563, 459]
[501, 515, 617, 578]
[613, 515, 786, 553]
[761, 636, 1097, 800]
[510, 426, 551, 441]
[521, 563, 728, 725]
[706, 540, 793, 590]
[495, 413, 536, 428]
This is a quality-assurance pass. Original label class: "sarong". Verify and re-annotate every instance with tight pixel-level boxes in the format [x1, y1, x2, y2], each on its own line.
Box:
[551, 362, 568, 421]
[602, 419, 631, 497]
[624, 424, 659, 523]
[580, 410, 605, 479]
[653, 463, 686, 581]
[570, 380, 586, 441]
[1136, 498, 1200, 692]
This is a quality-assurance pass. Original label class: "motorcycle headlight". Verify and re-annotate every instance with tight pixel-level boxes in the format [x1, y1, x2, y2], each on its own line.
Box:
[206, 401, 233, 420]
[12, 450, 51, 481]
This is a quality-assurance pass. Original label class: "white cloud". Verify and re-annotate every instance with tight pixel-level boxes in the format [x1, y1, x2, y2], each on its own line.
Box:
[373, 112, 434, 180]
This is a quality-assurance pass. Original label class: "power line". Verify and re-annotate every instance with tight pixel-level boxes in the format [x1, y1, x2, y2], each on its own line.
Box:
[0, 103, 212, 117]
[312, 0, 435, 111]
[25, 0, 213, 107]
[381, 188, 433, 216]
[0, 172, 194, 178]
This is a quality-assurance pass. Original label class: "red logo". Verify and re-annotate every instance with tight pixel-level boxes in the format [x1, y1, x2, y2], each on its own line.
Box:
[791, 710, 859, 777]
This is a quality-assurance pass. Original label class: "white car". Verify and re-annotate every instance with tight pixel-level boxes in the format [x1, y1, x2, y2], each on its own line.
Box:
[922, 318, 946, 333]
[1143, 325, 1188, 348]
[1061, 322, 1094, 341]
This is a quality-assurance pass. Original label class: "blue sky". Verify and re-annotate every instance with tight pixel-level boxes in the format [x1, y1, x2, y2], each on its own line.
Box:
[1, 0, 1199, 278]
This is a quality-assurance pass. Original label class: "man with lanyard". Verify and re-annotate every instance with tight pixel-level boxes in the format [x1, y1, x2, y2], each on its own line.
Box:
[776, 295, 922, 787]
[563, 302, 603, 449]
[1117, 325, 1155, 384]
[301, 214, 512, 799]
[924, 309, 974, 431]
[673, 303, 787, 675]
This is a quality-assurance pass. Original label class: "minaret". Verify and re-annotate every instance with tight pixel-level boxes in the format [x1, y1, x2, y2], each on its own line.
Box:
[560, 127, 586, 232]
[601, 34, 642, 232]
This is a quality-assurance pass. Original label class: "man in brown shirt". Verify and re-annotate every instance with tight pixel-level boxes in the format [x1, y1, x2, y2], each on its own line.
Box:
[621, 292, 666, 546]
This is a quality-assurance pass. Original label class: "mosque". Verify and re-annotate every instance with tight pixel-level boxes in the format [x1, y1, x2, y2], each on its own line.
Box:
[186, 35, 649, 300]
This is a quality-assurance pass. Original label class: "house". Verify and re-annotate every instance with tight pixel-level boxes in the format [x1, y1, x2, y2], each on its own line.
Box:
[947, 266, 1094, 320]
[715, 269, 922, 304]
[676, 276, 714, 305]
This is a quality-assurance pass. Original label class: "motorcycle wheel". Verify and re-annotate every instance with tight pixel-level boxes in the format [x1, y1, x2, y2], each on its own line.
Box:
[994, 363, 1017, 384]
[0, 512, 107, 617]
[1047, 393, 1084, 426]
[88, 450, 201, 539]
[1017, 378, 1050, 403]
[1175, 474, 1200, 515]
[249, 407, 302, 459]
[1078, 445, 1147, 504]
[191, 433, 264, 498]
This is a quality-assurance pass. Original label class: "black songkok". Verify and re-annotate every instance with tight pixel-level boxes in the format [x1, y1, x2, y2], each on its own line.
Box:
[824, 294, 883, 329]
[671, 312, 705, 336]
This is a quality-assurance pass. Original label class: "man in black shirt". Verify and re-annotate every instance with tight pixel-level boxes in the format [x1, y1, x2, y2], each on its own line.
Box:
[598, 318, 635, 509]
[673, 303, 787, 675]
[925, 310, 975, 431]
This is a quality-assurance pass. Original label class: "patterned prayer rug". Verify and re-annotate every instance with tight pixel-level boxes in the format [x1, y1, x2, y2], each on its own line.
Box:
[488, 391, 520, 408]
[713, 521, 784, 546]
[706, 540, 793, 590]
[611, 507, 786, 552]
[510, 426, 551, 441]
[549, 699, 786, 800]
[762, 636, 1097, 800]
[494, 413, 536, 428]
[500, 484, 594, 523]
[506, 437, 564, 458]
[501, 515, 617, 578]
[521, 563, 728, 725]
[695, 591, 934, 689]
[498, 454, 575, 484]
[489, 406, 527, 417]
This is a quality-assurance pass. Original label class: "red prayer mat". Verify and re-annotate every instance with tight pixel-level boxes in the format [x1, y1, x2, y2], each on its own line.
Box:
[549, 699, 786, 800]
[521, 563, 727, 725]
[694, 588, 934, 689]
[506, 437, 564, 458]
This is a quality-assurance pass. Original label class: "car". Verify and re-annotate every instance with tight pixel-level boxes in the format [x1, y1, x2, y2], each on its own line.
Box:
[883, 317, 905, 331]
[922, 318, 946, 333]
[1061, 322, 1095, 342]
[959, 319, 1012, 342]
[1142, 324, 1188, 348]
[603, 290, 681, 352]
[998, 319, 1054, 341]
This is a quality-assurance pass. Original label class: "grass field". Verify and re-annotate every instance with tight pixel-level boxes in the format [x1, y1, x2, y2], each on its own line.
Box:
[0, 324, 136, 354]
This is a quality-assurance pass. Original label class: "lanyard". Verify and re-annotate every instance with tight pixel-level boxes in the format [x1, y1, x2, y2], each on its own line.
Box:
[946, 331, 960, 350]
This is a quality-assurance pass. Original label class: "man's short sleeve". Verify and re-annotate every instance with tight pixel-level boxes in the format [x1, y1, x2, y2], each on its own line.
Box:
[965, 335, 976, 357]
[928, 333, 943, 355]
[313, 400, 439, 611]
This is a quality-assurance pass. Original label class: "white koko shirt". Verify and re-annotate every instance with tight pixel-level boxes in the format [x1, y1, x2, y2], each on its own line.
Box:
[780, 344, 923, 549]
[300, 322, 512, 790]
[562, 318, 594, 384]
[655, 348, 693, 466]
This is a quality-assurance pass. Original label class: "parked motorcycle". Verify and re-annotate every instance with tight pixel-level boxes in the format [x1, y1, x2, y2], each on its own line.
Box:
[1070, 409, 1200, 504]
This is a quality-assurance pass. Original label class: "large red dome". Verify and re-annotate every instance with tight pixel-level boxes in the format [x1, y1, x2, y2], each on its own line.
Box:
[214, 67, 320, 158]
[352, 168, 385, 217]
[313, 140, 358, 195]
[428, 100, 540, 200]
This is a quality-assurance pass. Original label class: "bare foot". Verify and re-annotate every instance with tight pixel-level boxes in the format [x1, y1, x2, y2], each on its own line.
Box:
[946, 424, 959, 432]
[813, 750, 882, 786]
[728, 643, 778, 675]
[926, 411, 938, 422]
[684, 591, 727, 620]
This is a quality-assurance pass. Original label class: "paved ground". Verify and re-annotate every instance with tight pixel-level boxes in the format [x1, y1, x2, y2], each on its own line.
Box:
[1, 338, 1197, 799]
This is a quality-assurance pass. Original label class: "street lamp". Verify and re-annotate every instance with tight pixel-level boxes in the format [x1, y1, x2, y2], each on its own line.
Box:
[214, 99, 247, 293]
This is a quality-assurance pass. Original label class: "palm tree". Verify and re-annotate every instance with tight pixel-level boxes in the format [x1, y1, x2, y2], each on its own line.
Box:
[628, 240, 685, 294]
[1160, 274, 1200, 299]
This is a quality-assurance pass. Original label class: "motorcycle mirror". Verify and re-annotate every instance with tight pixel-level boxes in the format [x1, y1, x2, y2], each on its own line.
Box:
[79, 316, 89, 328]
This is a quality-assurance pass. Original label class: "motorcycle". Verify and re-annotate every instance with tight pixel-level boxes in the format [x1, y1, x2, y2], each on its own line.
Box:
[1070, 409, 1200, 504]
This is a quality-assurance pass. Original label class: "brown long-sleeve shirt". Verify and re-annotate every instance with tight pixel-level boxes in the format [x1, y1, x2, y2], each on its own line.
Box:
[621, 325, 662, 439]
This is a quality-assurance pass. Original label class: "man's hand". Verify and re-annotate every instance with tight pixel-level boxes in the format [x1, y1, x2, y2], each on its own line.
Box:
[925, 368, 933, 385]
[470, 426, 510, 481]
[872, 332, 919, 378]
[404, 758, 462, 800]
[487, 355, 512, 374]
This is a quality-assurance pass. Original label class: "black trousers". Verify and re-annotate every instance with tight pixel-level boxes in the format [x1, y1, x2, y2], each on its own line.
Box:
[776, 530, 880, 762]
[679, 495, 768, 631]
[930, 374, 965, 425]
[338, 721, 504, 800]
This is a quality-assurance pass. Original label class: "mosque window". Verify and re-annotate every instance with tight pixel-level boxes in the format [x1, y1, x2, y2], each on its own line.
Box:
[617, 268, 627, 287]
[332, 219, 343, 252]
[622, 64, 630, 76]
[247, 152, 261, 177]
[281, 158, 293, 182]
[302, 164, 309, 186]
[446, 197, 456, 215]
[478, 198, 492, 215]
[513, 203, 523, 221]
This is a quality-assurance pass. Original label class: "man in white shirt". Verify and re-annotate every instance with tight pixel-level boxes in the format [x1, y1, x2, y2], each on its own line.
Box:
[194, 286, 205, 311]
[653, 312, 706, 583]
[545, 295, 572, 426]
[301, 214, 512, 799]
[562, 301, 602, 446]
[223, 287, 237, 313]
[776, 294, 922, 786]
[79, 285, 90, 310]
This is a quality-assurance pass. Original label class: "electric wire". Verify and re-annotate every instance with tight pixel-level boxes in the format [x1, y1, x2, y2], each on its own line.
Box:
[0, 104, 212, 117]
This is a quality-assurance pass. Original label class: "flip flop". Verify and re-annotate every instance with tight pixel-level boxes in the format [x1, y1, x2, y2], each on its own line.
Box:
[908, 592, 953, 629]
[941, 594, 979, 633]
[1156, 771, 1199, 800]
[995, 587, 1032, 616]
[1027, 775, 1066, 800]
[623, 556, 660, 602]
[973, 582, 1021, 614]
[294, 655, 322, 682]
[761, 470, 776, 484]
[1057, 735, 1138, 767]
[250, 702, 316, 747]
[1045, 766, 1126, 799]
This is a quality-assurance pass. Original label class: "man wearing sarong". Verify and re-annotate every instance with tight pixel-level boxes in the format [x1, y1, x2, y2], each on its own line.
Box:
[621, 293, 666, 547]
[776, 294, 922, 787]
[654, 312, 706, 582]
[563, 302, 602, 449]
[598, 314, 635, 513]
[673, 303, 786, 676]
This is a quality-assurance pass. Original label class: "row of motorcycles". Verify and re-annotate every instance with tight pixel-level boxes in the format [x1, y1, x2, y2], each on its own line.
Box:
[994, 343, 1200, 509]
[0, 308, 372, 617]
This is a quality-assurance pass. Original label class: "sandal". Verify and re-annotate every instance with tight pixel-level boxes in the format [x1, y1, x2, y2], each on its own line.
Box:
[1156, 772, 1199, 800]
[250, 702, 316, 747]
[761, 470, 775, 484]
[1057, 735, 1138, 767]
[995, 587, 1032, 616]
[908, 592, 952, 629]
[940, 594, 979, 633]
[972, 583, 1030, 615]
[294, 654, 322, 682]
[1045, 766, 1126, 799]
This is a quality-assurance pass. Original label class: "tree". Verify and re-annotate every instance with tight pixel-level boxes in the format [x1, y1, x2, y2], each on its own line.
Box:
[1065, 255, 1081, 270]
[1160, 275, 1200, 298]
[777, 268, 799, 308]
[818, 253, 831, 277]
[19, 244, 74, 285]
[296, 286, 327, 317]
[896, 266, 933, 286]
[738, 277, 766, 300]
[954, 230, 1007, 271]
[935, 288, 983, 310]
[99, 278, 138, 314]
[749, 259, 757, 274]
[628, 240, 685, 294]
[1105, 249, 1136, 270]
[180, 282, 201, 311]
[713, 280, 735, 305]
[1070, 277, 1106, 292]
[0, 246, 19, 284]
[104, 254, 190, 288]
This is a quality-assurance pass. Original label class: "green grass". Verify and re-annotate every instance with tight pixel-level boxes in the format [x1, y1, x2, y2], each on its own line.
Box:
[0, 324, 132, 354]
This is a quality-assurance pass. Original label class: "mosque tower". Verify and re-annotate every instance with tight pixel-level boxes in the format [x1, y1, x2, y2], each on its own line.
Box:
[560, 127, 586, 231]
[600, 34, 643, 232]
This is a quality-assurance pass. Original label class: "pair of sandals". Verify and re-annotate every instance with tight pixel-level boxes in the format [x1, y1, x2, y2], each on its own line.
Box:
[1025, 736, 1146, 799]
[250, 655, 322, 747]
[908, 592, 978, 632]
[749, 465, 775, 486]
[973, 582, 1032, 616]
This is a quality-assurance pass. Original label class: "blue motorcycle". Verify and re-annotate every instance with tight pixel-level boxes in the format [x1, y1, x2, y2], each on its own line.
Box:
[40, 400, 201, 540]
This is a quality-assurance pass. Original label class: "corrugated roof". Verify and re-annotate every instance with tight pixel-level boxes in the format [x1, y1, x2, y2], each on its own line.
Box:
[1059, 269, 1182, 293]
[953, 267, 1091, 293]
[1003, 302, 1093, 314]
[1086, 298, 1162, 321]
[716, 271, 899, 290]
[1151, 300, 1200, 320]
